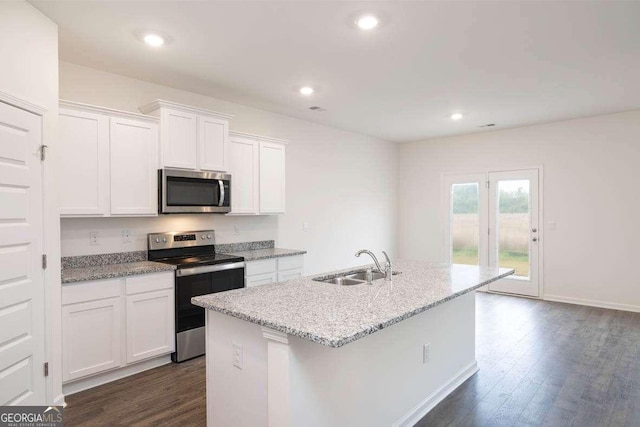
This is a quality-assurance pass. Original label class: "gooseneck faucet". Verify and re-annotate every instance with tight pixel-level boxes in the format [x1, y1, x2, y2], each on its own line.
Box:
[355, 249, 393, 281]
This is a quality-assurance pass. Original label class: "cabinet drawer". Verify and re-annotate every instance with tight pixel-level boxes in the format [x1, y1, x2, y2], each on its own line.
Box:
[62, 278, 122, 305]
[278, 269, 303, 283]
[245, 259, 277, 276]
[246, 272, 278, 288]
[278, 255, 303, 271]
[126, 272, 174, 295]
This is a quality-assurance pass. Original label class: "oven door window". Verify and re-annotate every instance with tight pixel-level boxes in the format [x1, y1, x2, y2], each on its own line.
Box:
[175, 267, 245, 333]
[166, 176, 219, 207]
[176, 273, 211, 333]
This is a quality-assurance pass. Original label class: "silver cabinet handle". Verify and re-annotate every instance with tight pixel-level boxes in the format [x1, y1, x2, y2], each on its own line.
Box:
[218, 180, 225, 207]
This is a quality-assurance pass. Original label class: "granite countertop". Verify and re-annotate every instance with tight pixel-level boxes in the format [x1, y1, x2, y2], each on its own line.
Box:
[192, 260, 513, 348]
[62, 260, 176, 284]
[223, 248, 307, 261]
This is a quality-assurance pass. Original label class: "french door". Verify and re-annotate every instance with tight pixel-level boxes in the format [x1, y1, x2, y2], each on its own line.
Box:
[444, 169, 540, 297]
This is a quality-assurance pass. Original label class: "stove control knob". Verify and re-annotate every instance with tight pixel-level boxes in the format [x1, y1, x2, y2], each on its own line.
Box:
[207, 234, 212, 239]
[162, 237, 167, 243]
[201, 235, 206, 240]
[155, 238, 161, 243]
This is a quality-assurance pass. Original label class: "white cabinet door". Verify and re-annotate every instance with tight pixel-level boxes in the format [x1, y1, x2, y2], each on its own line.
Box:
[126, 289, 174, 364]
[62, 297, 122, 382]
[229, 135, 259, 214]
[110, 117, 158, 216]
[161, 108, 197, 169]
[259, 141, 286, 214]
[198, 115, 229, 172]
[59, 108, 109, 216]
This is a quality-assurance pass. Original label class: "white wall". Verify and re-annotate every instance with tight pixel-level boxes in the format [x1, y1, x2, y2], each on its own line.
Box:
[398, 110, 640, 310]
[0, 0, 61, 405]
[59, 62, 398, 275]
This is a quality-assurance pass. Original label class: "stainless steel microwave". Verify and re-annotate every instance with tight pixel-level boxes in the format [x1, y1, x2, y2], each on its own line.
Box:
[159, 169, 231, 214]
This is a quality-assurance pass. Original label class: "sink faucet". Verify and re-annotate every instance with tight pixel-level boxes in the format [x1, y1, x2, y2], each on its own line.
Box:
[355, 249, 393, 281]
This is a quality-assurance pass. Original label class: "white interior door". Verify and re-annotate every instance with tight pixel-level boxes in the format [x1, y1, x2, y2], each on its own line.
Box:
[487, 169, 540, 297]
[0, 101, 46, 405]
[444, 169, 541, 297]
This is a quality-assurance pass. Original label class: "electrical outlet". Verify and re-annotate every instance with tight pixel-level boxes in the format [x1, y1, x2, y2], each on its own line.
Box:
[303, 222, 310, 232]
[423, 343, 431, 364]
[234, 225, 240, 236]
[90, 231, 99, 246]
[232, 342, 243, 369]
[122, 229, 132, 244]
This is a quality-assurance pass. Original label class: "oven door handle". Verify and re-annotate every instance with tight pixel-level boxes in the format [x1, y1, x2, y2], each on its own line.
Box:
[218, 180, 225, 207]
[176, 262, 245, 277]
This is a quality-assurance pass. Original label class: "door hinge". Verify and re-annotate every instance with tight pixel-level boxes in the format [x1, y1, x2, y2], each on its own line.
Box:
[44, 362, 49, 377]
[488, 227, 490, 235]
[486, 181, 490, 189]
[42, 254, 47, 269]
[40, 145, 48, 161]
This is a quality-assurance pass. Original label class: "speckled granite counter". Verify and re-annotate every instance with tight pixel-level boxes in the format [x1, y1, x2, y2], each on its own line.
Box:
[192, 260, 513, 347]
[61, 251, 176, 284]
[222, 247, 307, 261]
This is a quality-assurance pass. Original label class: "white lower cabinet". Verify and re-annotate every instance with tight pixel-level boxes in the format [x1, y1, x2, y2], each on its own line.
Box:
[245, 255, 304, 288]
[62, 297, 122, 382]
[62, 272, 174, 384]
[126, 289, 174, 363]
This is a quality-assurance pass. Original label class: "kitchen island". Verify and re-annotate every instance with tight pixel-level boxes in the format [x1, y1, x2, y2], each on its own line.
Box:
[192, 260, 513, 427]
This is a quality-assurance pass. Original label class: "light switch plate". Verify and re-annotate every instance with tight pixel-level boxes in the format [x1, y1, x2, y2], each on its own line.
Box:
[234, 225, 241, 236]
[547, 222, 556, 230]
[303, 222, 309, 232]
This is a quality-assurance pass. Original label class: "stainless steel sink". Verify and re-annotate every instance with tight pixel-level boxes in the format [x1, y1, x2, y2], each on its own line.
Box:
[313, 270, 401, 285]
[324, 277, 365, 286]
[345, 271, 387, 281]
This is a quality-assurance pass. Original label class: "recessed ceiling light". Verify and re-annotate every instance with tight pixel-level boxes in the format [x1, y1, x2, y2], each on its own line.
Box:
[450, 113, 463, 120]
[300, 86, 314, 96]
[143, 33, 165, 47]
[356, 15, 379, 30]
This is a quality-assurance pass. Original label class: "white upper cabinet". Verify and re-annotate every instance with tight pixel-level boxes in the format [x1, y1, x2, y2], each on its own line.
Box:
[140, 100, 233, 172]
[198, 115, 229, 172]
[162, 108, 197, 169]
[228, 131, 287, 215]
[109, 117, 158, 216]
[259, 141, 286, 214]
[59, 107, 109, 216]
[58, 100, 159, 217]
[229, 134, 259, 214]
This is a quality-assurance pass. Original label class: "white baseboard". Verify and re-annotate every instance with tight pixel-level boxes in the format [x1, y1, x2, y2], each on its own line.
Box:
[393, 360, 479, 427]
[544, 294, 640, 313]
[63, 355, 172, 396]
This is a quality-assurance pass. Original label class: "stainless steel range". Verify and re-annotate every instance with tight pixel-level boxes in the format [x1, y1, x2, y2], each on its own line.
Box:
[148, 230, 245, 362]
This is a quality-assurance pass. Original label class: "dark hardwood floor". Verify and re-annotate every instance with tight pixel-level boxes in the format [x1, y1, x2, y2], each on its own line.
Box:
[64, 293, 640, 426]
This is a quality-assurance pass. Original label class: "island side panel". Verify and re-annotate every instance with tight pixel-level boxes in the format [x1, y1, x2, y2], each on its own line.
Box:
[289, 291, 477, 427]
[206, 310, 268, 427]
[205, 291, 477, 427]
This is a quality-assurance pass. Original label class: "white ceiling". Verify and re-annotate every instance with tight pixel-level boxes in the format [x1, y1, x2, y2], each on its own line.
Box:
[32, 1, 640, 143]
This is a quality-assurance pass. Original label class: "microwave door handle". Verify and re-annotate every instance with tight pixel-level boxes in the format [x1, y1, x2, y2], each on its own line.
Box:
[218, 180, 225, 207]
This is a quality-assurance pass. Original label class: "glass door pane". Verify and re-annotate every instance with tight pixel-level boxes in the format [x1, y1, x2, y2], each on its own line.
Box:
[451, 183, 480, 266]
[496, 180, 530, 278]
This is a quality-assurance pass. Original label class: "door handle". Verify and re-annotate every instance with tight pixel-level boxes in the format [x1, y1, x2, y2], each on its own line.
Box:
[532, 228, 537, 233]
[532, 237, 538, 242]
